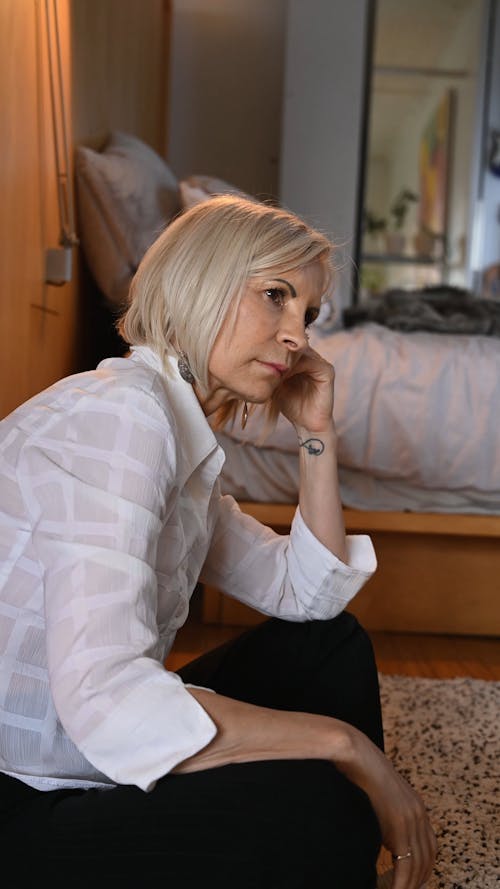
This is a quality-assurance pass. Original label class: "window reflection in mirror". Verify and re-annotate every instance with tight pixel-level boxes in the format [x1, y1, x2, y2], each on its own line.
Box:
[360, 0, 485, 301]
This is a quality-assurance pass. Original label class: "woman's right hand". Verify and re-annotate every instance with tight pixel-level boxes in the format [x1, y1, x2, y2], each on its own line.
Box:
[336, 726, 437, 889]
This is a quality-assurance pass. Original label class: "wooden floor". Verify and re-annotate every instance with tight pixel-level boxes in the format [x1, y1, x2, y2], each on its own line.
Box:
[167, 592, 500, 680]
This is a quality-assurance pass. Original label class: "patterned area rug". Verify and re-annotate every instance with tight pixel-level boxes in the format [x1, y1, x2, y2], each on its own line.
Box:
[377, 675, 499, 888]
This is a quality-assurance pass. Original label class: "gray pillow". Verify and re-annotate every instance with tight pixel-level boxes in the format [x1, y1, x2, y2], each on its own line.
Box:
[75, 131, 181, 308]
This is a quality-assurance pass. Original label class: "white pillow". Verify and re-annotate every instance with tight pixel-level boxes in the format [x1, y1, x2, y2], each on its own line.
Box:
[179, 181, 213, 210]
[75, 131, 181, 307]
[179, 173, 257, 210]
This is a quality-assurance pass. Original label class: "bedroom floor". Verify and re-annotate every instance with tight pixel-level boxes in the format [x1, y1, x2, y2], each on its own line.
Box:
[167, 588, 500, 680]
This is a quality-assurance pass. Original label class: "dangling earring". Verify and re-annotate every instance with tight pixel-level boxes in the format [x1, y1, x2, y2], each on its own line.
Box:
[241, 401, 249, 429]
[177, 351, 195, 384]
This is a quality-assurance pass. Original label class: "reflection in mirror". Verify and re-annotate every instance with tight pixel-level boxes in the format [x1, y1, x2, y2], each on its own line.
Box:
[360, 0, 485, 301]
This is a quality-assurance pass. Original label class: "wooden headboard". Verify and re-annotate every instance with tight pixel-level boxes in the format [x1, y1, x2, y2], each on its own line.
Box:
[0, 0, 171, 417]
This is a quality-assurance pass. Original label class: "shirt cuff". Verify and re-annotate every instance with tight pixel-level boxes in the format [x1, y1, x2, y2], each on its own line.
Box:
[288, 507, 377, 618]
[291, 506, 377, 576]
[78, 674, 217, 792]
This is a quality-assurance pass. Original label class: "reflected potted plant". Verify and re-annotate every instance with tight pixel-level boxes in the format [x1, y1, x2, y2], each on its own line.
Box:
[385, 188, 419, 254]
[362, 208, 387, 254]
[414, 224, 446, 259]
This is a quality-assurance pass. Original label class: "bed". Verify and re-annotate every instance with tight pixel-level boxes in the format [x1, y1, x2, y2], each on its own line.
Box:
[74, 131, 500, 636]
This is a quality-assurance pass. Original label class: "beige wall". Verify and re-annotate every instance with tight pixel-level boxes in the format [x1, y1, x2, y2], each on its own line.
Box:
[167, 0, 287, 199]
[0, 0, 170, 419]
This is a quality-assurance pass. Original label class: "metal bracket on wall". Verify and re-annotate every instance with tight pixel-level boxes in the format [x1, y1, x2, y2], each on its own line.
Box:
[45, 247, 73, 286]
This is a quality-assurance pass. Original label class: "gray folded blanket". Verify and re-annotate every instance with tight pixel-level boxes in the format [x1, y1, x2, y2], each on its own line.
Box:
[343, 286, 500, 336]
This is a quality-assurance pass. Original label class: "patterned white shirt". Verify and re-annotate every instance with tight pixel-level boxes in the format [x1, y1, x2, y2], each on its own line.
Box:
[0, 346, 376, 792]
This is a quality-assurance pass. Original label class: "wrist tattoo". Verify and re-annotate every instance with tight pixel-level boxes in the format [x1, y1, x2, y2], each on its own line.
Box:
[298, 437, 325, 456]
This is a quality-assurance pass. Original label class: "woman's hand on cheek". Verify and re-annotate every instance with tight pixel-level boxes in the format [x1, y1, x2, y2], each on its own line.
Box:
[273, 347, 335, 434]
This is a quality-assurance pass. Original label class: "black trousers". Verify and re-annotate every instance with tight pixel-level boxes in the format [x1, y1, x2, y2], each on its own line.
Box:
[1, 612, 383, 889]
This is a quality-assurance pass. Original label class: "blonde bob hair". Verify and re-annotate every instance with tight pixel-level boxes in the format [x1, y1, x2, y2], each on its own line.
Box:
[118, 194, 334, 397]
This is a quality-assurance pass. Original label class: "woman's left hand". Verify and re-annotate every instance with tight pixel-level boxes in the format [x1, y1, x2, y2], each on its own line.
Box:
[273, 346, 335, 434]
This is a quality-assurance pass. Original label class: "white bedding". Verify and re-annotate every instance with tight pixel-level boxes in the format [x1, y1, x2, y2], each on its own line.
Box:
[216, 323, 500, 513]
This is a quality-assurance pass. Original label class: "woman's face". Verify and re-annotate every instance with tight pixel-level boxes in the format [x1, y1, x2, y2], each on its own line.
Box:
[198, 259, 326, 415]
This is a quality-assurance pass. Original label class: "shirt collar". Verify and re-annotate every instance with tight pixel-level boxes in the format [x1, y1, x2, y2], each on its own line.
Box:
[129, 346, 225, 485]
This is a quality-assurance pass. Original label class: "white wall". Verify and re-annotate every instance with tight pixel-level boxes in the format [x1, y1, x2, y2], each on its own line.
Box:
[280, 0, 371, 315]
[167, 0, 287, 198]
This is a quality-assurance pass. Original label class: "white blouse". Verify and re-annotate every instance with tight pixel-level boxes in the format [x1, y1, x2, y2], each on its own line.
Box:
[0, 347, 376, 793]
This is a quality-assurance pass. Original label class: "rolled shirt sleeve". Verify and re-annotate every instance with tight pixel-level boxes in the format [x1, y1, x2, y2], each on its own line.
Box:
[201, 495, 377, 621]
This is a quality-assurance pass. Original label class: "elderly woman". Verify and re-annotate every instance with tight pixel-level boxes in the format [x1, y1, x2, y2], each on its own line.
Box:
[0, 196, 435, 888]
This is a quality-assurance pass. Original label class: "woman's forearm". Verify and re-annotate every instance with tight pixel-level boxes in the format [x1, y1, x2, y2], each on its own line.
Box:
[174, 688, 354, 773]
[295, 420, 347, 563]
[176, 688, 437, 886]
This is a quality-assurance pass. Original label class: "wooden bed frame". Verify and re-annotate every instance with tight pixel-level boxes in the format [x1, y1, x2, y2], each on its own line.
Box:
[202, 502, 500, 636]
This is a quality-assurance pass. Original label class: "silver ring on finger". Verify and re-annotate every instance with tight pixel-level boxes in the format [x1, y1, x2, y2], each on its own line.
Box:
[392, 849, 413, 862]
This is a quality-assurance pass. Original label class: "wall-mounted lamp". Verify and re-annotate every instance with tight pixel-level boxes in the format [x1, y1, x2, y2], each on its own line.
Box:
[43, 0, 79, 286]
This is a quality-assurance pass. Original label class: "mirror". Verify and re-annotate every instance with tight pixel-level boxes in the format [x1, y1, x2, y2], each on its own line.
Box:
[359, 0, 487, 300]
